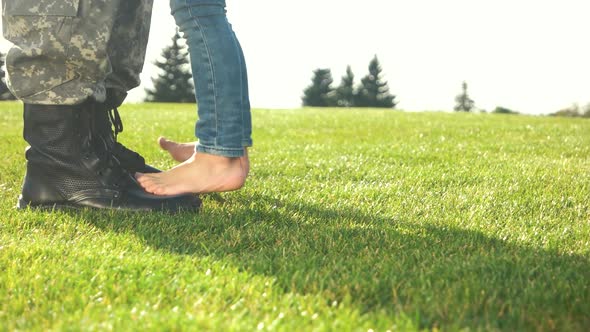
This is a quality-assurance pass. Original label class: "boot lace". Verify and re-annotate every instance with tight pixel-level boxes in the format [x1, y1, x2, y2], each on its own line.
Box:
[83, 107, 131, 186]
[108, 107, 124, 138]
[106, 107, 145, 170]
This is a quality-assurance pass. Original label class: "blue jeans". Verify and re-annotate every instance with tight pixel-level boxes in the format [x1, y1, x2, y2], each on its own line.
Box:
[170, 0, 252, 157]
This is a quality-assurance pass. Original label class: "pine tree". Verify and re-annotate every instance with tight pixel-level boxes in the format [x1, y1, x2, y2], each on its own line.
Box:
[0, 52, 16, 101]
[145, 31, 195, 103]
[302, 68, 335, 107]
[454, 81, 475, 112]
[334, 65, 355, 107]
[355, 56, 396, 108]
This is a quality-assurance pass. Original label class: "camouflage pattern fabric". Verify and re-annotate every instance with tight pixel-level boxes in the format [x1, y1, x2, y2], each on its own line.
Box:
[2, 0, 153, 105]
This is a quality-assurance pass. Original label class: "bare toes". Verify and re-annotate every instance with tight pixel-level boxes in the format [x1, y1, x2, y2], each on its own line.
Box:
[159, 136, 179, 151]
[136, 177, 152, 188]
[144, 183, 160, 195]
[154, 188, 168, 196]
[145, 183, 165, 196]
[136, 174, 159, 192]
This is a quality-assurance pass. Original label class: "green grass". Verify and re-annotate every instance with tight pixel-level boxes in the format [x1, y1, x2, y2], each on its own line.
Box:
[1, 101, 589, 331]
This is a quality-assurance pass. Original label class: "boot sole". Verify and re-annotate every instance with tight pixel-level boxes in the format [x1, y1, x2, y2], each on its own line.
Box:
[17, 196, 199, 214]
[17, 196, 82, 211]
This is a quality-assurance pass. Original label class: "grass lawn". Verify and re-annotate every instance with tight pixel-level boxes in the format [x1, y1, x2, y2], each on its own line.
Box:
[0, 101, 589, 331]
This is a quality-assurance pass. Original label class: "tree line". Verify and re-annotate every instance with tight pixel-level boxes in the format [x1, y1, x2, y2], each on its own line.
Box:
[452, 81, 520, 114]
[0, 34, 588, 119]
[453, 81, 590, 117]
[302, 56, 397, 108]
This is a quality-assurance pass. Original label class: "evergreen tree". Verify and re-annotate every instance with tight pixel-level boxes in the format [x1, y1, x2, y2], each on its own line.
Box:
[355, 55, 396, 108]
[334, 65, 355, 107]
[454, 81, 475, 112]
[302, 68, 335, 107]
[0, 52, 16, 101]
[145, 31, 195, 103]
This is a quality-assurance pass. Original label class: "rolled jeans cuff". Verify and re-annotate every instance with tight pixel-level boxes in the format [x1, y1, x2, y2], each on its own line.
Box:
[196, 142, 244, 157]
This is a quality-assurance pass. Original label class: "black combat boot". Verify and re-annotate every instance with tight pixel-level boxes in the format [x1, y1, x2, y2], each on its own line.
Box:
[94, 89, 160, 173]
[17, 102, 201, 212]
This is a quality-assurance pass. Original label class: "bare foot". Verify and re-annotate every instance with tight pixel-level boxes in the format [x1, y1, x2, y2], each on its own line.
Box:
[158, 137, 196, 162]
[136, 151, 249, 195]
[159, 137, 250, 175]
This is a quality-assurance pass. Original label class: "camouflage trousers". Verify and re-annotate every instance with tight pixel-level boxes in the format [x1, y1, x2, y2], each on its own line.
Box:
[2, 0, 153, 105]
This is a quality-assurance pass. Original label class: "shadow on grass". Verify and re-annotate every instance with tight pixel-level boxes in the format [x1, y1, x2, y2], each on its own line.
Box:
[85, 195, 590, 331]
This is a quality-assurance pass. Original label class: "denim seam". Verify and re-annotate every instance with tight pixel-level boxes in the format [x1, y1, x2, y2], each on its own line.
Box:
[237, 37, 245, 148]
[187, 1, 219, 147]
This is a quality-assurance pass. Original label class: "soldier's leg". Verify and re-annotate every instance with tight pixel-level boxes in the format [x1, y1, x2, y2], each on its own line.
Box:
[2, 0, 201, 212]
[3, 0, 120, 104]
[105, 0, 153, 106]
[93, 0, 160, 174]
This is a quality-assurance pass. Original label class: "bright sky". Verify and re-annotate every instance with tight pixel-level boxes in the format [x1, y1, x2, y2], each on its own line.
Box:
[1, 0, 589, 114]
